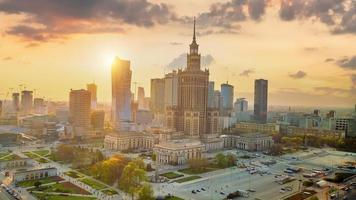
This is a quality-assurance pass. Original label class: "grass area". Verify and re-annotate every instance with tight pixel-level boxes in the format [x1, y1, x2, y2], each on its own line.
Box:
[0, 154, 21, 161]
[23, 152, 49, 163]
[17, 176, 63, 188]
[30, 182, 91, 195]
[101, 188, 118, 195]
[160, 172, 184, 179]
[80, 178, 107, 190]
[33, 150, 50, 157]
[174, 176, 201, 183]
[32, 193, 96, 200]
[64, 171, 84, 179]
[0, 152, 10, 158]
[77, 167, 92, 177]
[178, 163, 225, 175]
[165, 195, 184, 200]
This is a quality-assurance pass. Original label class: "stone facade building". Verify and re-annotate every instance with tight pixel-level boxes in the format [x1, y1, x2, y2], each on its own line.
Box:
[104, 132, 154, 151]
[154, 139, 205, 165]
[10, 167, 57, 183]
[221, 133, 273, 151]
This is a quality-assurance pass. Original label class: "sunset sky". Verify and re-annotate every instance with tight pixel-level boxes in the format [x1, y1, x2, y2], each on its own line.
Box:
[0, 0, 355, 107]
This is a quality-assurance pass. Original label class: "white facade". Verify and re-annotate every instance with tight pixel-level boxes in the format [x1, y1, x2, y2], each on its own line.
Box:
[11, 167, 57, 183]
[104, 132, 154, 151]
[154, 139, 205, 165]
[221, 133, 273, 151]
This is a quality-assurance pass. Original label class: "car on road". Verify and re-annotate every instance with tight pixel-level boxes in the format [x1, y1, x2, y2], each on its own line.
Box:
[201, 188, 205, 191]
[191, 190, 196, 194]
[220, 192, 225, 195]
[247, 189, 256, 192]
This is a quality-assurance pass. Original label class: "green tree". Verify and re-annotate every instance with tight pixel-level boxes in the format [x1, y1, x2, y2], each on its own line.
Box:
[119, 161, 147, 199]
[137, 183, 154, 200]
[34, 181, 42, 188]
[215, 153, 227, 167]
[226, 153, 237, 167]
[188, 158, 209, 172]
[269, 144, 283, 156]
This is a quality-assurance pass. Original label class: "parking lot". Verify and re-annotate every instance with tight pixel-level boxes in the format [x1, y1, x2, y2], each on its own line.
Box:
[152, 148, 356, 200]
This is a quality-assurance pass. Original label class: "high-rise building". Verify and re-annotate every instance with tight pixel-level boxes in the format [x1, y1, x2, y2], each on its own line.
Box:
[69, 89, 91, 130]
[0, 100, 2, 116]
[167, 19, 210, 136]
[91, 110, 105, 131]
[221, 82, 234, 115]
[12, 93, 20, 112]
[234, 98, 248, 112]
[137, 87, 146, 110]
[87, 83, 97, 109]
[150, 78, 165, 113]
[208, 81, 215, 108]
[213, 90, 222, 110]
[164, 71, 178, 109]
[254, 79, 268, 123]
[33, 98, 45, 114]
[21, 90, 33, 114]
[111, 57, 132, 129]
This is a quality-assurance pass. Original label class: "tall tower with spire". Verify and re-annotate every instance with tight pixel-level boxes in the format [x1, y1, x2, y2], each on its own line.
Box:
[168, 18, 212, 136]
[187, 18, 201, 71]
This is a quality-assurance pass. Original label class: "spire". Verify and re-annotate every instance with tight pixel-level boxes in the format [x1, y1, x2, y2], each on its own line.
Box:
[193, 17, 196, 43]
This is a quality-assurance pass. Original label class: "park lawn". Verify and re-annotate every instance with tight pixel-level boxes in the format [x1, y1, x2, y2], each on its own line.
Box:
[178, 163, 225, 175]
[174, 176, 201, 183]
[101, 188, 118, 195]
[160, 172, 184, 179]
[165, 196, 184, 200]
[23, 152, 49, 163]
[31, 182, 91, 195]
[33, 150, 50, 157]
[17, 176, 63, 188]
[65, 171, 84, 179]
[80, 178, 107, 190]
[77, 167, 92, 177]
[0, 154, 21, 161]
[0, 152, 10, 158]
[32, 193, 96, 200]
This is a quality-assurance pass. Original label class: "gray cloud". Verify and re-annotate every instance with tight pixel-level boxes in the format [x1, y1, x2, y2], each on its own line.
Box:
[170, 42, 183, 46]
[325, 58, 335, 62]
[180, 0, 268, 36]
[239, 69, 255, 76]
[167, 53, 215, 70]
[279, 0, 356, 34]
[352, 74, 356, 85]
[304, 47, 319, 52]
[289, 70, 307, 79]
[0, 0, 175, 42]
[336, 55, 356, 70]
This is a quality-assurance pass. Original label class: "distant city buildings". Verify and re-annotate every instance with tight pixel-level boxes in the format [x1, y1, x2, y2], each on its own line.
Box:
[150, 78, 165, 113]
[234, 98, 248, 112]
[254, 79, 268, 124]
[221, 133, 273, 151]
[91, 110, 105, 131]
[220, 82, 234, 116]
[33, 98, 45, 114]
[207, 81, 215, 108]
[21, 90, 33, 115]
[111, 57, 132, 130]
[69, 89, 91, 135]
[164, 71, 178, 109]
[12, 93, 20, 112]
[87, 82, 97, 109]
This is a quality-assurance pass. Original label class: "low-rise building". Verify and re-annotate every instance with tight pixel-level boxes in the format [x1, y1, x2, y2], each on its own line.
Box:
[154, 139, 205, 165]
[0, 157, 33, 170]
[104, 132, 154, 151]
[234, 122, 279, 134]
[221, 132, 273, 151]
[10, 167, 57, 183]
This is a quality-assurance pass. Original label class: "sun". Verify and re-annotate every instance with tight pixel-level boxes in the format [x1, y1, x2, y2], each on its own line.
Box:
[102, 53, 116, 66]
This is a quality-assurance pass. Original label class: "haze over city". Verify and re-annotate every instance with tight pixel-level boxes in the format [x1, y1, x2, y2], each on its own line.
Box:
[1, 0, 355, 107]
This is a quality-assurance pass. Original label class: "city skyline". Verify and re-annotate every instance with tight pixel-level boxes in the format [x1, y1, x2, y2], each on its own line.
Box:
[1, 0, 356, 107]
